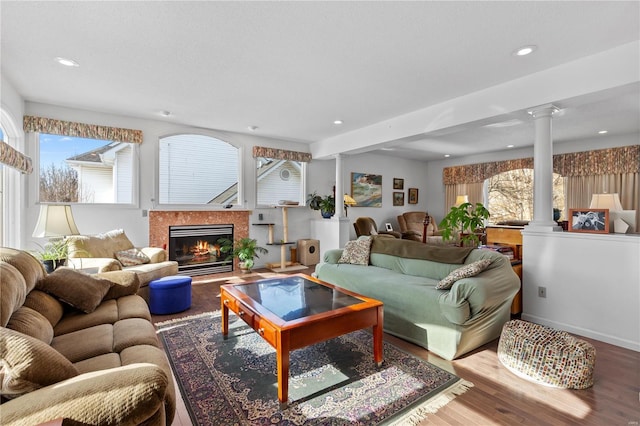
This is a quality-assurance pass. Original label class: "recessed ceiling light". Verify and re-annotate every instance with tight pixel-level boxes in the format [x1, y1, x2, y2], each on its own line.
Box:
[333, 120, 343, 125]
[444, 154, 451, 158]
[598, 130, 608, 134]
[507, 144, 515, 148]
[54, 57, 79, 67]
[513, 45, 537, 56]
[160, 110, 171, 117]
[248, 125, 258, 131]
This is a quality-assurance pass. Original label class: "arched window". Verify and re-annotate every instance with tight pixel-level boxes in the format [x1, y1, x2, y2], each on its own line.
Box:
[486, 169, 565, 223]
[158, 134, 240, 205]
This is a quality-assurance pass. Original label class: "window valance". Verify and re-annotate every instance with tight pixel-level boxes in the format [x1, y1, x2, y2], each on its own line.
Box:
[443, 145, 639, 185]
[23, 116, 143, 144]
[0, 140, 33, 174]
[252, 146, 312, 162]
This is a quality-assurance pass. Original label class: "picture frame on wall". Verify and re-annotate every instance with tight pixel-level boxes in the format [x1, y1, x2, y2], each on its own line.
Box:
[351, 172, 382, 207]
[568, 209, 609, 233]
[408, 188, 418, 204]
[393, 191, 404, 206]
[393, 178, 404, 190]
[385, 223, 393, 232]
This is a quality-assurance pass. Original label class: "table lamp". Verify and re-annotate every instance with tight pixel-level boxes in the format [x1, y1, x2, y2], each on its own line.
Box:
[344, 194, 357, 217]
[454, 195, 469, 207]
[32, 204, 80, 238]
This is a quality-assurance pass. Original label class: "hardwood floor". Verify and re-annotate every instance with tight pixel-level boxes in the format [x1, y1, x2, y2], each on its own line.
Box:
[152, 268, 640, 425]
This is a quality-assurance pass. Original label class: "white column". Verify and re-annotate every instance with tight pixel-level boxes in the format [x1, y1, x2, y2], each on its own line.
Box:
[335, 153, 345, 218]
[525, 104, 562, 232]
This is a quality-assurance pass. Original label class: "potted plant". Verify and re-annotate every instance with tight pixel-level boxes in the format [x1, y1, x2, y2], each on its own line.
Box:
[307, 192, 335, 218]
[220, 237, 268, 273]
[32, 239, 68, 273]
[439, 202, 490, 246]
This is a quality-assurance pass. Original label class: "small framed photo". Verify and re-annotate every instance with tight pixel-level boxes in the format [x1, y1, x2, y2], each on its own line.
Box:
[568, 209, 610, 233]
[408, 188, 418, 204]
[393, 178, 404, 190]
[393, 191, 404, 206]
[385, 223, 393, 232]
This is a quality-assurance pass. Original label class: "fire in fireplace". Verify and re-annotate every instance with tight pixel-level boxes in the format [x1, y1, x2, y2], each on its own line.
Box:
[169, 224, 233, 276]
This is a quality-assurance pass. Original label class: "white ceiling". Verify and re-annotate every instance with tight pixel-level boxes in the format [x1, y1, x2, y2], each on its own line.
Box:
[2, 1, 639, 161]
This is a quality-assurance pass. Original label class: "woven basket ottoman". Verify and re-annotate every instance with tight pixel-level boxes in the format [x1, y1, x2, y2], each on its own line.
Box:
[148, 275, 192, 315]
[497, 320, 595, 389]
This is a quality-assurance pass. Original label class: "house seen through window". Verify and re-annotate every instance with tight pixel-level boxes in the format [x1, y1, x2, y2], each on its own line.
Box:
[256, 157, 305, 206]
[158, 134, 239, 205]
[38, 134, 135, 204]
[486, 169, 565, 223]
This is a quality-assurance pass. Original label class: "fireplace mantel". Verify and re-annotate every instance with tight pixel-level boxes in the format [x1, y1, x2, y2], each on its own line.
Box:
[149, 210, 250, 252]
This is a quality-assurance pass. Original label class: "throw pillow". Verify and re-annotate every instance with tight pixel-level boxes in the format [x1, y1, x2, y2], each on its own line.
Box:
[115, 248, 150, 267]
[0, 327, 78, 399]
[36, 268, 112, 313]
[338, 237, 372, 265]
[436, 258, 492, 290]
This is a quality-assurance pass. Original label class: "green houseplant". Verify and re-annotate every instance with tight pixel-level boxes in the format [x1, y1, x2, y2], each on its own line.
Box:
[307, 192, 335, 218]
[439, 202, 490, 246]
[220, 237, 268, 273]
[32, 239, 69, 273]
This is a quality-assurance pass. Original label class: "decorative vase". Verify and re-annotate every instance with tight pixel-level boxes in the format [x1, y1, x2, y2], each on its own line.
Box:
[42, 258, 66, 274]
[238, 261, 252, 273]
[321, 210, 333, 219]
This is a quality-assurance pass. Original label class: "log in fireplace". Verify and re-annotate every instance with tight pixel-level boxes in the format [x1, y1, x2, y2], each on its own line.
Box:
[169, 224, 233, 276]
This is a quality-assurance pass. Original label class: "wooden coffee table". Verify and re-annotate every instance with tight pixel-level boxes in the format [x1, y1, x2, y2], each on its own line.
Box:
[220, 273, 383, 404]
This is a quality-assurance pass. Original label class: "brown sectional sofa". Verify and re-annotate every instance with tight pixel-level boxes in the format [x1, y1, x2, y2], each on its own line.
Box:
[0, 247, 176, 425]
[65, 229, 179, 300]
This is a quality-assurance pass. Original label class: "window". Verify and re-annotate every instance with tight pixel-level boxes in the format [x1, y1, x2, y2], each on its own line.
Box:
[487, 169, 565, 223]
[256, 157, 305, 206]
[38, 134, 136, 204]
[159, 134, 239, 205]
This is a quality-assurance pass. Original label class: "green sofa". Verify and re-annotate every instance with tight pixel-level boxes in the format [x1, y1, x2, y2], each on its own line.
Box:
[315, 236, 520, 360]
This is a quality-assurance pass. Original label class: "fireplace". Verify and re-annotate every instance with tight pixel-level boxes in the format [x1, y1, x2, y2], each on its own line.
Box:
[169, 224, 234, 276]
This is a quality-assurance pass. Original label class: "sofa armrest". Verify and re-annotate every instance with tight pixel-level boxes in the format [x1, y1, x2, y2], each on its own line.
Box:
[139, 247, 168, 263]
[323, 249, 344, 264]
[66, 257, 122, 272]
[1, 363, 168, 426]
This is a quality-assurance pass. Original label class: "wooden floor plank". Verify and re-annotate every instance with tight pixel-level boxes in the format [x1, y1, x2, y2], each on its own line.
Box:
[154, 268, 640, 426]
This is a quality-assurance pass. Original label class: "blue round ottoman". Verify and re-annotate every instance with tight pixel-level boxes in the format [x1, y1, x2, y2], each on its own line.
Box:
[149, 275, 192, 315]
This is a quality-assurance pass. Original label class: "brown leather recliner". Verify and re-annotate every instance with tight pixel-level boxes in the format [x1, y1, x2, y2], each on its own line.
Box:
[353, 217, 401, 238]
[397, 211, 442, 242]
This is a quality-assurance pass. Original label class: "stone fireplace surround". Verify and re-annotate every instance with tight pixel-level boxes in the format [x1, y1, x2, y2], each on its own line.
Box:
[149, 210, 250, 273]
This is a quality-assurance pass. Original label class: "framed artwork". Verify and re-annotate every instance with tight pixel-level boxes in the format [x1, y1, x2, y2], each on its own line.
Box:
[408, 188, 418, 204]
[393, 191, 404, 206]
[393, 178, 404, 190]
[351, 172, 382, 207]
[568, 209, 609, 233]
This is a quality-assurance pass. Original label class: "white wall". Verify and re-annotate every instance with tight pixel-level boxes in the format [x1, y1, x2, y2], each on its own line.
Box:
[522, 230, 640, 351]
[20, 103, 429, 267]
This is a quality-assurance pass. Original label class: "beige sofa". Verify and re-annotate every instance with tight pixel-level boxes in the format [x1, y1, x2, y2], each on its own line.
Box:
[0, 247, 176, 425]
[65, 229, 178, 300]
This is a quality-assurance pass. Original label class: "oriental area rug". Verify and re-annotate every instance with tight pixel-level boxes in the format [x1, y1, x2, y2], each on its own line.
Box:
[156, 312, 472, 425]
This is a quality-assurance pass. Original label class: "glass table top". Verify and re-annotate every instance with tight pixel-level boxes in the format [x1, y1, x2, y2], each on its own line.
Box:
[235, 275, 362, 321]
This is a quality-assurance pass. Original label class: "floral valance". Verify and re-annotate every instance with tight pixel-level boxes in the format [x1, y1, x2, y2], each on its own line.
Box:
[0, 140, 33, 174]
[252, 146, 312, 163]
[23, 116, 143, 144]
[443, 145, 639, 185]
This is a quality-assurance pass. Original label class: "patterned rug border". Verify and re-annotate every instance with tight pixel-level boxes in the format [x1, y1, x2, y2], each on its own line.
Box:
[156, 311, 473, 425]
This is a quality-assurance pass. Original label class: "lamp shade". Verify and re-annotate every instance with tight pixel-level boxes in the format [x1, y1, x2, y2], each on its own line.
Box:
[454, 195, 469, 207]
[343, 194, 357, 206]
[589, 193, 623, 211]
[32, 205, 80, 238]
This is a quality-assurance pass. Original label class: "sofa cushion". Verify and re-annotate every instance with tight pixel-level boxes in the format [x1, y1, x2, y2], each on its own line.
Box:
[6, 307, 54, 344]
[436, 258, 493, 290]
[66, 229, 135, 259]
[338, 237, 372, 265]
[115, 248, 150, 266]
[51, 324, 114, 363]
[0, 247, 46, 294]
[23, 290, 64, 327]
[36, 268, 112, 313]
[99, 271, 141, 300]
[0, 262, 27, 327]
[0, 327, 78, 398]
